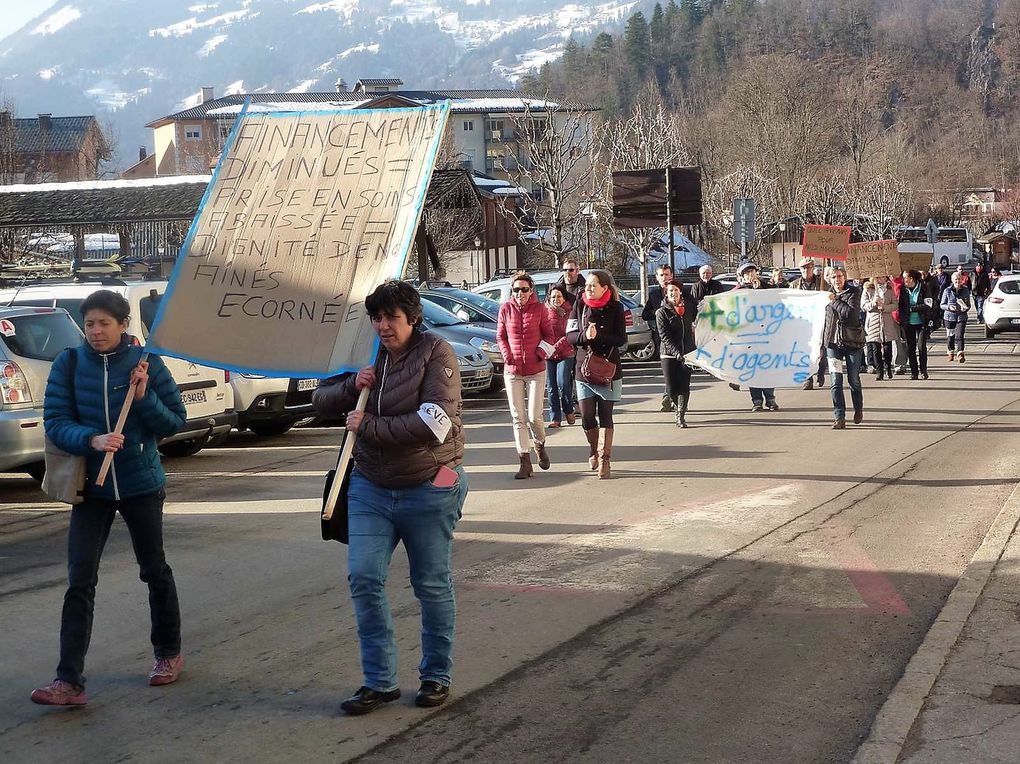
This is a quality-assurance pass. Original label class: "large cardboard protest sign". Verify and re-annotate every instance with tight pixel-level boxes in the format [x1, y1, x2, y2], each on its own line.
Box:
[147, 103, 450, 376]
[845, 239, 900, 279]
[685, 289, 829, 388]
[803, 224, 852, 261]
[900, 251, 934, 272]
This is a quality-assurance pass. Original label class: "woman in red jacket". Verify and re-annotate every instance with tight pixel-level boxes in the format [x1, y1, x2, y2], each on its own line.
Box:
[497, 271, 556, 479]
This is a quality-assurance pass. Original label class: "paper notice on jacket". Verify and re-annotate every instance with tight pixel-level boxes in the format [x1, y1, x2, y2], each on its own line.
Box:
[685, 289, 829, 388]
[146, 103, 450, 377]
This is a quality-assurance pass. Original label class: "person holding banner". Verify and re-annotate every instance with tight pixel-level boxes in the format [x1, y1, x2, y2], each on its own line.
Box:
[312, 280, 468, 715]
[567, 270, 627, 480]
[656, 281, 697, 427]
[31, 290, 187, 707]
[733, 263, 779, 412]
[497, 271, 556, 479]
[941, 270, 972, 363]
[898, 269, 932, 380]
[823, 266, 865, 429]
[862, 277, 896, 380]
[790, 257, 828, 390]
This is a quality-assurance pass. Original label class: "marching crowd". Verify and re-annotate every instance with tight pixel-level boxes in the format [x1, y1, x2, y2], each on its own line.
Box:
[26, 257, 991, 718]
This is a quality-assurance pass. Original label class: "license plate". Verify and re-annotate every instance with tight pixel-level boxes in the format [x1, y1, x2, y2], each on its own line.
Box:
[180, 390, 207, 405]
[297, 378, 319, 391]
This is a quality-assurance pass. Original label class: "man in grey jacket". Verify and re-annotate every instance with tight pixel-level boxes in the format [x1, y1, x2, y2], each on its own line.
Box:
[790, 257, 828, 389]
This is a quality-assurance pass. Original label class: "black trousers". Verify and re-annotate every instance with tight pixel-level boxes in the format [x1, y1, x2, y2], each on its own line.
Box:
[866, 341, 892, 370]
[57, 490, 180, 687]
[904, 324, 928, 376]
[660, 358, 692, 399]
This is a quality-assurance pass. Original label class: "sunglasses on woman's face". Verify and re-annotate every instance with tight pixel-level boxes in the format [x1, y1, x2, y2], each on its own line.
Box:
[512, 287, 532, 293]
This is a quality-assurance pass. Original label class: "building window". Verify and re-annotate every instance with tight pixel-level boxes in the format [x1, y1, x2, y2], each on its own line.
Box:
[184, 127, 202, 140]
[463, 121, 474, 131]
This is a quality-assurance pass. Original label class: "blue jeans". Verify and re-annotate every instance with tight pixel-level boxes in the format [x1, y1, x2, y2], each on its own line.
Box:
[827, 347, 864, 419]
[975, 295, 986, 322]
[546, 358, 575, 421]
[346, 466, 468, 691]
[750, 388, 776, 406]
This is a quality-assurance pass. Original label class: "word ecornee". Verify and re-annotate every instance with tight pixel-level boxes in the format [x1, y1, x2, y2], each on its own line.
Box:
[147, 103, 449, 376]
[686, 289, 829, 387]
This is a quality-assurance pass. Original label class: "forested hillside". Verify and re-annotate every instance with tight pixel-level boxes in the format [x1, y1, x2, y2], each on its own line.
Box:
[523, 0, 1020, 243]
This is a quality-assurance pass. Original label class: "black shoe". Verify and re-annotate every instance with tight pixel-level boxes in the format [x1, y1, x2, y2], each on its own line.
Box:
[765, 400, 780, 411]
[921, 372, 929, 380]
[415, 681, 449, 708]
[340, 686, 401, 716]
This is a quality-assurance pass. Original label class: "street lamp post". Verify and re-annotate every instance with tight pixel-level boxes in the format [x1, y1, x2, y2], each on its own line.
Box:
[778, 221, 787, 268]
[473, 236, 482, 286]
[580, 201, 596, 268]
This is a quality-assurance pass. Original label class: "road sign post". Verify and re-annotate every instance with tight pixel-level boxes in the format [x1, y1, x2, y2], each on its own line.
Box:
[926, 218, 939, 269]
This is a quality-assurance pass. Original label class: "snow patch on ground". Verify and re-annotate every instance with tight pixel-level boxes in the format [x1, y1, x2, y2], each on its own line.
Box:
[31, 6, 82, 36]
[150, 9, 251, 38]
[288, 79, 319, 93]
[38, 67, 60, 80]
[176, 90, 205, 110]
[223, 79, 245, 95]
[295, 0, 359, 18]
[85, 82, 151, 111]
[199, 34, 228, 56]
[338, 42, 379, 59]
[188, 3, 219, 11]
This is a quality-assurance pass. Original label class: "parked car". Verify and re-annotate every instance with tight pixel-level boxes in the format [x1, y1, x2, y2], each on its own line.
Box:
[473, 270, 652, 355]
[420, 299, 502, 381]
[0, 279, 236, 457]
[226, 374, 318, 438]
[420, 288, 499, 327]
[984, 274, 1020, 338]
[0, 306, 85, 480]
[450, 340, 494, 392]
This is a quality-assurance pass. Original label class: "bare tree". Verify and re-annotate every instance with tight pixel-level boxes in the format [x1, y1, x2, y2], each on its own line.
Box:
[499, 100, 596, 266]
[856, 174, 916, 240]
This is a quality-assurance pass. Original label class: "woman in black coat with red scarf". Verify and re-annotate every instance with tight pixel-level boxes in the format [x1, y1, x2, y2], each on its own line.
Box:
[566, 269, 627, 479]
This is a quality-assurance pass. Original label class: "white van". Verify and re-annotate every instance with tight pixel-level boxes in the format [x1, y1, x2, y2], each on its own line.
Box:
[0, 279, 235, 456]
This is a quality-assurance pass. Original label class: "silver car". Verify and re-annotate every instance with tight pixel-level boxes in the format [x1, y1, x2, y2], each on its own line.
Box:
[0, 306, 84, 479]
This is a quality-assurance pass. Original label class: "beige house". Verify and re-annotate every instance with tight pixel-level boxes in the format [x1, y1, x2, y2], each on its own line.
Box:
[142, 79, 596, 190]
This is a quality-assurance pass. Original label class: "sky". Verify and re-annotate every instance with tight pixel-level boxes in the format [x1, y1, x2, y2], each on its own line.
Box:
[0, 0, 57, 42]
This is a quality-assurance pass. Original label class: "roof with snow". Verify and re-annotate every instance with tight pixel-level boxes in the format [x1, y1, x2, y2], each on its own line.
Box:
[148, 90, 596, 126]
[10, 115, 108, 156]
[0, 175, 210, 227]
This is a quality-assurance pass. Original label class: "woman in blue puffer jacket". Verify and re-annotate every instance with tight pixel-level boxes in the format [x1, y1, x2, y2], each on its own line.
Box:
[31, 290, 187, 707]
[940, 270, 972, 363]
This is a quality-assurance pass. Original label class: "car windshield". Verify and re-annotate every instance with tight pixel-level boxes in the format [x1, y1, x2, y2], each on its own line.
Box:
[444, 290, 499, 314]
[421, 299, 465, 327]
[0, 311, 83, 361]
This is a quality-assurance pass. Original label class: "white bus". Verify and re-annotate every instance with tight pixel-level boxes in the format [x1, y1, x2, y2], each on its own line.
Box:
[894, 226, 976, 268]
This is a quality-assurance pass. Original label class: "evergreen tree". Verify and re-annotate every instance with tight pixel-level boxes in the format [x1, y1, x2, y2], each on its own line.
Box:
[592, 32, 615, 78]
[624, 11, 652, 80]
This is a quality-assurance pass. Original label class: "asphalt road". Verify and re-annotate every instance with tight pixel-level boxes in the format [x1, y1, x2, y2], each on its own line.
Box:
[2, 326, 1019, 763]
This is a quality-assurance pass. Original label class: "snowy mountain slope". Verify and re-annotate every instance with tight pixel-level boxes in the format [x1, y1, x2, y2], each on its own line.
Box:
[0, 0, 636, 169]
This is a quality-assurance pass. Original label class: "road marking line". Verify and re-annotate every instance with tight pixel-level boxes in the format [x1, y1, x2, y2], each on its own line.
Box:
[851, 480, 1020, 764]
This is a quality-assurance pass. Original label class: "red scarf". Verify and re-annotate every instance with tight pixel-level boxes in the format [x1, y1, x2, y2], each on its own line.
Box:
[674, 302, 685, 317]
[582, 290, 612, 309]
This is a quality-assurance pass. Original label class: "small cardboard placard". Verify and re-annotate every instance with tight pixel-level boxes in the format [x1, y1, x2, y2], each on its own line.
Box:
[845, 240, 900, 279]
[899, 251, 934, 273]
[803, 225, 852, 261]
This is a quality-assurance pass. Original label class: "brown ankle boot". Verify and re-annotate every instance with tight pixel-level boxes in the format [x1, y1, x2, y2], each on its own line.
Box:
[584, 428, 599, 470]
[514, 453, 533, 479]
[597, 428, 614, 479]
[535, 441, 551, 470]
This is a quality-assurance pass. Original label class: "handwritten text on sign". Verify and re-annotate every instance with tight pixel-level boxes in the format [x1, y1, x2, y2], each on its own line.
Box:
[845, 239, 900, 279]
[803, 224, 852, 261]
[685, 289, 829, 387]
[147, 104, 449, 376]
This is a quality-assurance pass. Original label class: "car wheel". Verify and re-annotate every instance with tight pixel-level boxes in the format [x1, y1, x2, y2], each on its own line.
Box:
[26, 462, 45, 482]
[985, 326, 997, 339]
[158, 436, 209, 458]
[630, 340, 658, 362]
[247, 421, 294, 437]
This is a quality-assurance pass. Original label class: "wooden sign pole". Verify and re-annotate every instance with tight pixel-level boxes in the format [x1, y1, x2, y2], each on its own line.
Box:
[96, 352, 150, 487]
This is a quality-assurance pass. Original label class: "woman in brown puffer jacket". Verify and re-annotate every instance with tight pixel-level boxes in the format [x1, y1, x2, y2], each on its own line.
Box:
[312, 280, 468, 716]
